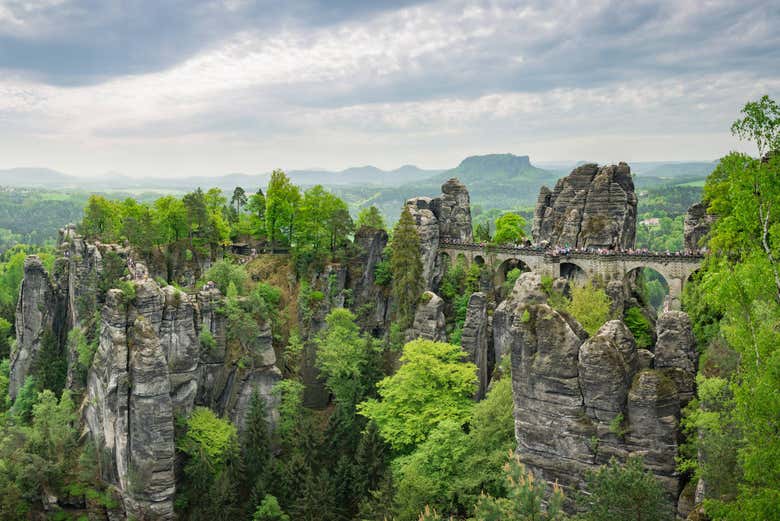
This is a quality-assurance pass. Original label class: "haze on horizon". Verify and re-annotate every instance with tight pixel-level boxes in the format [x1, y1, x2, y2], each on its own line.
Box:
[1, 0, 778, 179]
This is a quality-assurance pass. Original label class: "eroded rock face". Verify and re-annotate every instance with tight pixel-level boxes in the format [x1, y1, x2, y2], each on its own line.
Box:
[684, 202, 715, 251]
[532, 162, 637, 249]
[655, 311, 697, 407]
[350, 227, 391, 334]
[461, 292, 490, 398]
[84, 271, 281, 518]
[9, 256, 61, 399]
[408, 291, 446, 342]
[438, 178, 473, 243]
[499, 272, 692, 512]
[405, 197, 441, 291]
[405, 178, 474, 290]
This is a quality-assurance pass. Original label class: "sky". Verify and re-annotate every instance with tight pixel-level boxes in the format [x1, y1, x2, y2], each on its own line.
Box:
[0, 0, 778, 178]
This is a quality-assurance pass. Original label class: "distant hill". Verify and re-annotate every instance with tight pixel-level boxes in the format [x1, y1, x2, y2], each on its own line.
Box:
[0, 164, 441, 192]
[333, 153, 558, 222]
[0, 168, 78, 187]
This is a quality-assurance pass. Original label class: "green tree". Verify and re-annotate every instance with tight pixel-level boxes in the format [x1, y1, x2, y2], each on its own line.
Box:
[315, 308, 382, 411]
[253, 494, 290, 521]
[492, 213, 526, 245]
[565, 284, 611, 336]
[358, 339, 477, 453]
[231, 186, 248, 215]
[357, 206, 386, 231]
[265, 170, 301, 247]
[473, 453, 566, 521]
[204, 259, 247, 295]
[576, 456, 671, 521]
[81, 195, 119, 240]
[242, 390, 271, 509]
[391, 207, 424, 328]
[153, 195, 188, 244]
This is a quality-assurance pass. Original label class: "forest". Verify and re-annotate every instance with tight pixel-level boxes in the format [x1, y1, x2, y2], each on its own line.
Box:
[0, 97, 777, 521]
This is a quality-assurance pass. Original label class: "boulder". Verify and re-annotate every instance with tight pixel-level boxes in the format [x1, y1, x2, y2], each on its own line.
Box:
[532, 162, 637, 249]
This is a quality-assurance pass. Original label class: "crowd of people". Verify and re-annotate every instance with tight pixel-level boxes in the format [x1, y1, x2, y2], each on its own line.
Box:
[440, 238, 705, 257]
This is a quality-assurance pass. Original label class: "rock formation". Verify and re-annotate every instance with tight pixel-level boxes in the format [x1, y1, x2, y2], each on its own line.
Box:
[460, 292, 491, 398]
[350, 227, 392, 334]
[10, 228, 281, 518]
[438, 178, 473, 243]
[654, 311, 697, 407]
[684, 202, 715, 251]
[408, 291, 447, 342]
[9, 256, 61, 399]
[495, 272, 695, 512]
[532, 162, 637, 249]
[405, 178, 474, 290]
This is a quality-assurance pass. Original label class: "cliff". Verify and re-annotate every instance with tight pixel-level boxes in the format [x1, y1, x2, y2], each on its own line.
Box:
[9, 228, 281, 518]
[532, 162, 637, 249]
[495, 272, 696, 514]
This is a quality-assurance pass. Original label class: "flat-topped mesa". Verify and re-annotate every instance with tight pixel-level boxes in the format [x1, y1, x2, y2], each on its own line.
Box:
[405, 178, 473, 289]
[532, 162, 637, 250]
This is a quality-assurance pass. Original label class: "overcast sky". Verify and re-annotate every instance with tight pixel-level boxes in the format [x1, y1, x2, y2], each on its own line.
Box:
[0, 0, 778, 178]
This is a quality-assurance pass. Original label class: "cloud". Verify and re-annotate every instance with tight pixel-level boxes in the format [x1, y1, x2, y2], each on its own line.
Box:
[0, 0, 777, 175]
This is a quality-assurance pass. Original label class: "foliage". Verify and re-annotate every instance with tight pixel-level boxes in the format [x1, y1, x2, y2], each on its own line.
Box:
[564, 283, 610, 336]
[677, 97, 780, 521]
[179, 407, 238, 466]
[623, 307, 653, 349]
[315, 308, 382, 411]
[242, 391, 272, 512]
[576, 456, 672, 521]
[266, 170, 301, 247]
[473, 453, 567, 521]
[357, 206, 386, 231]
[205, 259, 248, 296]
[492, 212, 527, 245]
[393, 375, 515, 520]
[253, 494, 290, 521]
[358, 339, 477, 453]
[391, 207, 424, 328]
[199, 329, 217, 350]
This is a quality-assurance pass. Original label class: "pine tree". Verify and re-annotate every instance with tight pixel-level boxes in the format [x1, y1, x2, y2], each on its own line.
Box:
[391, 207, 423, 328]
[242, 390, 271, 511]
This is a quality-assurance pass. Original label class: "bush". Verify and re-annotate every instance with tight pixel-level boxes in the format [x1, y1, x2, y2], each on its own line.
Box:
[624, 307, 653, 348]
[205, 259, 248, 296]
[565, 284, 610, 336]
[199, 330, 217, 350]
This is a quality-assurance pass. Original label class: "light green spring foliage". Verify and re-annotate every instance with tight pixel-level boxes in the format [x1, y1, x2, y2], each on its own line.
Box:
[393, 375, 516, 520]
[315, 308, 381, 410]
[623, 307, 653, 349]
[492, 213, 527, 245]
[357, 205, 387, 231]
[205, 259, 248, 296]
[473, 453, 566, 521]
[358, 339, 477, 453]
[576, 457, 671, 521]
[391, 207, 424, 328]
[265, 169, 301, 247]
[564, 284, 611, 336]
[681, 96, 780, 521]
[179, 407, 238, 467]
[253, 494, 290, 521]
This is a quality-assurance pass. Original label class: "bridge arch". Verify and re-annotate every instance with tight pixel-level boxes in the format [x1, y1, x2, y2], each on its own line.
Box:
[560, 261, 587, 283]
[625, 266, 669, 311]
[494, 257, 532, 288]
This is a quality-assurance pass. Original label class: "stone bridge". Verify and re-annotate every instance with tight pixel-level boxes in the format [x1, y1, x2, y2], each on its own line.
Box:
[438, 242, 703, 309]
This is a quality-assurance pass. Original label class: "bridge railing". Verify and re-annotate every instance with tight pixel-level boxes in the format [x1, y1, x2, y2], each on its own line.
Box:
[439, 240, 704, 262]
